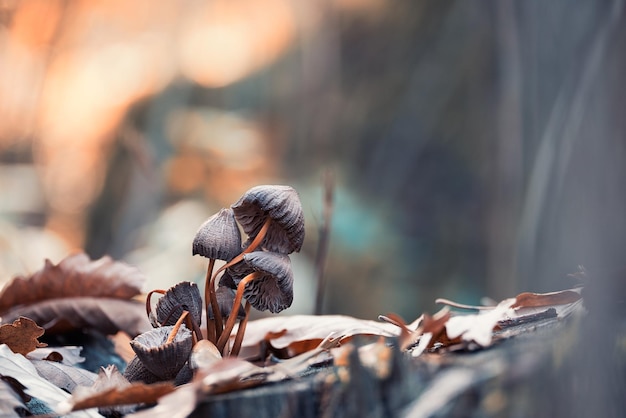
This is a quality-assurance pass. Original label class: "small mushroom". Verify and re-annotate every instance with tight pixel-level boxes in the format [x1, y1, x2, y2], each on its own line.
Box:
[209, 285, 246, 321]
[193, 208, 242, 261]
[190, 339, 222, 370]
[239, 251, 294, 313]
[205, 185, 304, 340]
[155, 281, 203, 329]
[208, 185, 304, 278]
[130, 324, 193, 381]
[231, 185, 305, 254]
[123, 355, 161, 384]
[192, 208, 242, 342]
[216, 251, 294, 354]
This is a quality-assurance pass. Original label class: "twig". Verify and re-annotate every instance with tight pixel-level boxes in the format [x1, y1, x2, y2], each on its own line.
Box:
[314, 170, 334, 315]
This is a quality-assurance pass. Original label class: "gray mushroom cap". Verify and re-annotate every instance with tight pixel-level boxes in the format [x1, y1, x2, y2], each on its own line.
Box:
[231, 185, 305, 254]
[240, 251, 293, 314]
[156, 281, 203, 328]
[193, 208, 242, 261]
[208, 286, 246, 320]
[130, 325, 192, 380]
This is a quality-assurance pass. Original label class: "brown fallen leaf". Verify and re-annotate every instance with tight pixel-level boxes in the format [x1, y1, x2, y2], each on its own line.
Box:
[512, 289, 581, 309]
[0, 317, 47, 355]
[58, 365, 175, 414]
[0, 253, 145, 315]
[237, 314, 400, 360]
[1, 297, 151, 336]
[69, 382, 175, 412]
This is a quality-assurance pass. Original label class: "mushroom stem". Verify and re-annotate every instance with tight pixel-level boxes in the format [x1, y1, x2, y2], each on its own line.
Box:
[209, 217, 272, 343]
[145, 289, 166, 321]
[203, 259, 219, 342]
[216, 271, 264, 352]
[230, 301, 251, 357]
[208, 217, 272, 289]
[185, 311, 204, 344]
[166, 311, 189, 344]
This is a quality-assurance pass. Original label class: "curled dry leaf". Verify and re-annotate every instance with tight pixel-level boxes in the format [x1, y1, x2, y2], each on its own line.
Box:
[0, 253, 145, 314]
[0, 317, 47, 355]
[237, 314, 400, 359]
[0, 345, 102, 418]
[512, 289, 581, 309]
[445, 299, 516, 347]
[0, 253, 150, 337]
[59, 365, 175, 414]
[1, 297, 151, 337]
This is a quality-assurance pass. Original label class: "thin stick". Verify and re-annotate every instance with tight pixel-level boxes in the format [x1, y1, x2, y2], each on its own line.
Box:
[230, 301, 251, 357]
[204, 259, 217, 342]
[216, 272, 262, 352]
[435, 298, 494, 311]
[166, 311, 189, 344]
[145, 289, 166, 322]
[210, 217, 271, 343]
[185, 311, 204, 343]
[314, 170, 334, 315]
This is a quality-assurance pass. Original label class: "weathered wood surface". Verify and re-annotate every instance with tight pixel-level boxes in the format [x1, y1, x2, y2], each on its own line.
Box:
[189, 303, 625, 418]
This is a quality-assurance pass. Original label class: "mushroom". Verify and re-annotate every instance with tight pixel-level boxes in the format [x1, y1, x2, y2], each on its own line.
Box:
[129, 323, 193, 381]
[231, 185, 305, 254]
[192, 208, 242, 342]
[205, 185, 303, 336]
[216, 251, 294, 355]
[209, 185, 305, 277]
[209, 285, 246, 320]
[123, 355, 161, 384]
[155, 281, 204, 341]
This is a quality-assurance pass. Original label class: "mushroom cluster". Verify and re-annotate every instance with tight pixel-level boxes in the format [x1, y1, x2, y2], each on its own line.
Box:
[124, 281, 205, 385]
[124, 184, 304, 385]
[193, 185, 304, 356]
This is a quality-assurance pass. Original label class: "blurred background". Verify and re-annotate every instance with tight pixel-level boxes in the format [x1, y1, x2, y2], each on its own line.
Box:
[1, 0, 625, 322]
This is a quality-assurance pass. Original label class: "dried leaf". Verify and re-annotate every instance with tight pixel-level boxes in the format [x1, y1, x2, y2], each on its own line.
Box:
[59, 365, 175, 414]
[0, 376, 29, 417]
[512, 289, 581, 309]
[0, 317, 46, 355]
[411, 309, 454, 354]
[1, 297, 151, 337]
[378, 313, 415, 349]
[27, 346, 85, 366]
[0, 253, 145, 315]
[0, 344, 102, 418]
[238, 314, 399, 359]
[126, 381, 197, 418]
[30, 359, 97, 393]
[445, 299, 516, 347]
[69, 382, 175, 413]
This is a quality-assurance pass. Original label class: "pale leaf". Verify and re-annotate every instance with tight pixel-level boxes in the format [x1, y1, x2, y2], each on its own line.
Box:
[445, 298, 516, 347]
[0, 377, 27, 417]
[0, 344, 103, 417]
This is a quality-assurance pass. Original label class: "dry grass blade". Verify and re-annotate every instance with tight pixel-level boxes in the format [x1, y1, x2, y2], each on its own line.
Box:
[512, 289, 581, 308]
